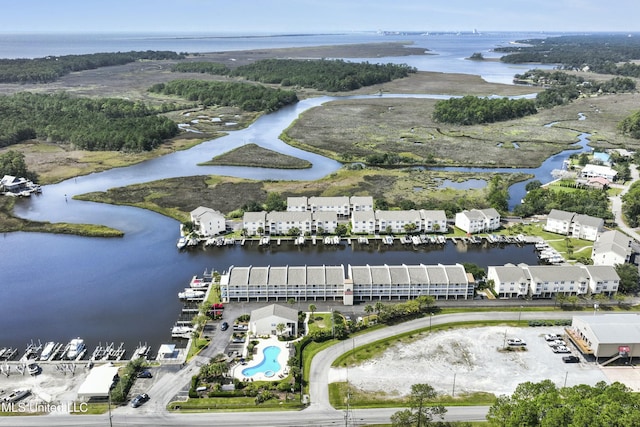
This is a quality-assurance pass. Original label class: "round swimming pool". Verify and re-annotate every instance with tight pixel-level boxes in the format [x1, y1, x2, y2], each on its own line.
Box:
[242, 346, 281, 377]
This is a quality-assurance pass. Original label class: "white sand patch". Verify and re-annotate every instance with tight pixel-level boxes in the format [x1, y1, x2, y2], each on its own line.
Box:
[330, 326, 609, 397]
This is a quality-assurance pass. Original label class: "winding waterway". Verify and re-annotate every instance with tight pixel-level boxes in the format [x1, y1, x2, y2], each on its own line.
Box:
[0, 31, 585, 355]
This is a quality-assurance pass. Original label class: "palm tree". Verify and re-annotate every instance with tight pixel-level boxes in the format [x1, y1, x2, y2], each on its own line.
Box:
[308, 304, 317, 318]
[276, 323, 286, 336]
[374, 301, 384, 316]
[364, 304, 374, 316]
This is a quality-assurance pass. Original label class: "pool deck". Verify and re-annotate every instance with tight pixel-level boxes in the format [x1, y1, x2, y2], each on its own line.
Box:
[232, 337, 290, 382]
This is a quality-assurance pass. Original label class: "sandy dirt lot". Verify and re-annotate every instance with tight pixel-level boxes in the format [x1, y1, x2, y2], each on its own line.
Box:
[329, 326, 610, 398]
[0, 362, 89, 413]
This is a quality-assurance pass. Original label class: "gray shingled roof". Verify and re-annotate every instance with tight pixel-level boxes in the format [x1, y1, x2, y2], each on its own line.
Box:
[420, 210, 447, 221]
[251, 304, 298, 323]
[267, 211, 313, 222]
[492, 265, 529, 283]
[376, 210, 421, 221]
[582, 265, 620, 282]
[526, 265, 588, 283]
[573, 214, 604, 228]
[243, 211, 266, 222]
[547, 209, 576, 222]
[352, 211, 376, 222]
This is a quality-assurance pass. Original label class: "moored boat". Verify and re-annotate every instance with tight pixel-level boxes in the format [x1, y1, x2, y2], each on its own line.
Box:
[39, 342, 56, 361]
[177, 237, 188, 249]
[65, 338, 86, 360]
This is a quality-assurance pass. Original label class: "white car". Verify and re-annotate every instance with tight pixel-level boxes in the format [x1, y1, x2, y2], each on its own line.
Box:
[552, 345, 571, 353]
[507, 338, 527, 346]
[544, 334, 562, 341]
[548, 339, 566, 347]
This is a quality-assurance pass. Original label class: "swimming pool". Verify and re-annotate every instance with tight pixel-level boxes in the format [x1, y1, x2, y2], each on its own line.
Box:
[242, 346, 281, 377]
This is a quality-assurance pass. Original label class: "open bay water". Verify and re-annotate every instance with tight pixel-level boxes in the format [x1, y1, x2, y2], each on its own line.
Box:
[0, 31, 567, 354]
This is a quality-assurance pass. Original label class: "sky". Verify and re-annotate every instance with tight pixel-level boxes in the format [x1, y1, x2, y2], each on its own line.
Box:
[1, 0, 638, 34]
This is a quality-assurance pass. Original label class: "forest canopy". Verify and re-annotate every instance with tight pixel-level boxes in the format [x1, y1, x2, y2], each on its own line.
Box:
[496, 34, 640, 77]
[0, 92, 178, 151]
[0, 51, 184, 84]
[148, 79, 298, 112]
[432, 95, 537, 125]
[171, 58, 416, 92]
[513, 186, 613, 220]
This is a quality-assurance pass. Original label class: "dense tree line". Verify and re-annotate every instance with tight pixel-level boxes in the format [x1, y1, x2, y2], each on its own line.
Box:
[513, 186, 612, 220]
[622, 181, 640, 227]
[0, 51, 184, 83]
[487, 380, 640, 426]
[619, 110, 640, 139]
[149, 79, 298, 112]
[432, 95, 537, 125]
[514, 70, 636, 109]
[171, 58, 416, 92]
[0, 92, 178, 151]
[232, 59, 416, 91]
[497, 34, 640, 76]
[0, 150, 37, 181]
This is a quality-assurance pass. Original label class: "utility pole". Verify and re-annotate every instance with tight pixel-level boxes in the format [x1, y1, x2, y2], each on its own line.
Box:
[452, 372, 457, 397]
[108, 390, 113, 427]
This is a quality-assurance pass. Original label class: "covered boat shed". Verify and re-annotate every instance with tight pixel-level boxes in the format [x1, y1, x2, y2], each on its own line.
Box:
[77, 363, 119, 400]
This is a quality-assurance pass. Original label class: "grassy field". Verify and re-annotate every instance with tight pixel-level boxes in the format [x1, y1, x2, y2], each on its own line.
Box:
[73, 168, 530, 223]
[200, 144, 311, 169]
[283, 93, 640, 168]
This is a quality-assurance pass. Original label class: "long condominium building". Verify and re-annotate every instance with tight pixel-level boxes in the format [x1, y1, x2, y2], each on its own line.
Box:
[220, 263, 474, 305]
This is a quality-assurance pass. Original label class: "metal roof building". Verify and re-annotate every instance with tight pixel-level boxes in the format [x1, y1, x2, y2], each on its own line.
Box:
[569, 314, 640, 363]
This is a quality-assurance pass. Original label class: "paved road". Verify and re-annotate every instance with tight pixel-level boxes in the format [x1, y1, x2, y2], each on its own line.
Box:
[0, 406, 491, 426]
[610, 164, 640, 242]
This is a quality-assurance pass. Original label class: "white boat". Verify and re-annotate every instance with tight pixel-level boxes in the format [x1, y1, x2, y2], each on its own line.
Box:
[3, 389, 30, 403]
[189, 275, 207, 288]
[65, 338, 85, 360]
[39, 342, 56, 361]
[178, 289, 205, 300]
[171, 325, 194, 337]
[177, 237, 188, 249]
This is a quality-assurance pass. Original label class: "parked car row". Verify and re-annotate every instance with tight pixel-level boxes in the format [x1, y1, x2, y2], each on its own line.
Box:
[543, 332, 579, 360]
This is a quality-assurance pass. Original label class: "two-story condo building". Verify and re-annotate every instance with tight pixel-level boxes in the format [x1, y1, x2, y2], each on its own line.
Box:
[544, 209, 604, 241]
[243, 211, 267, 236]
[376, 210, 423, 234]
[190, 206, 226, 237]
[454, 208, 501, 234]
[421, 210, 448, 233]
[349, 209, 449, 235]
[487, 264, 619, 298]
[351, 211, 376, 234]
[592, 230, 633, 266]
[286, 196, 374, 217]
[267, 211, 313, 235]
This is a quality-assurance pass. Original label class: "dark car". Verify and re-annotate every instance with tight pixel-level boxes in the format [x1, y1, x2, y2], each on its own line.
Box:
[130, 393, 150, 408]
[137, 370, 152, 378]
[220, 321, 229, 331]
[562, 355, 580, 363]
